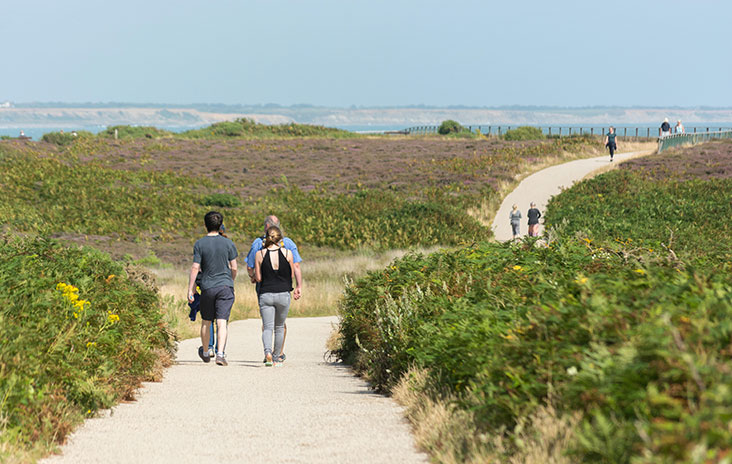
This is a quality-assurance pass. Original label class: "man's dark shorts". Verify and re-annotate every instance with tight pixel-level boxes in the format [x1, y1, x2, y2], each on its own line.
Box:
[200, 286, 235, 321]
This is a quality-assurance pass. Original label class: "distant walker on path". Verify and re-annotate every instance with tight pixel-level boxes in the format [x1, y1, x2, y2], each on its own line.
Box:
[510, 204, 522, 239]
[187, 211, 238, 366]
[660, 118, 672, 137]
[604, 126, 618, 162]
[527, 202, 541, 237]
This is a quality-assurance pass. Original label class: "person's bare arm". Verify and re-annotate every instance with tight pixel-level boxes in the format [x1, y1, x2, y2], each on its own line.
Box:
[229, 259, 238, 281]
[293, 261, 302, 300]
[254, 251, 263, 282]
[248, 265, 256, 283]
[187, 262, 200, 302]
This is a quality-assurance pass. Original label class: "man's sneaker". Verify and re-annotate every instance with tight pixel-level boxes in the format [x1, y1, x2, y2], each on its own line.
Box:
[276, 353, 286, 363]
[198, 346, 211, 363]
[215, 354, 228, 366]
[264, 353, 273, 367]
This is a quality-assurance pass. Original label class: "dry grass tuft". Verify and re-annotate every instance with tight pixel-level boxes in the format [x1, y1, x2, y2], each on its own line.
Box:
[392, 367, 580, 464]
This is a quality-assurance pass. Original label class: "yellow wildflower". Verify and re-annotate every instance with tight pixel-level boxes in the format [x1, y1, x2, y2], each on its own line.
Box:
[86, 341, 97, 348]
[634, 269, 646, 275]
[105, 274, 116, 284]
[576, 277, 588, 285]
[107, 312, 120, 323]
[512, 265, 523, 271]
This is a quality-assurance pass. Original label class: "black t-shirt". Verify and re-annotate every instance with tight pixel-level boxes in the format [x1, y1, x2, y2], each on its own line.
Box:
[527, 208, 541, 225]
[661, 122, 671, 131]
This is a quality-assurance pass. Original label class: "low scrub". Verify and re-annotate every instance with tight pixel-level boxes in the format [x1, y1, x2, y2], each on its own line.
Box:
[0, 236, 175, 461]
[98, 125, 173, 139]
[545, 149, 732, 268]
[181, 118, 356, 139]
[503, 126, 544, 141]
[40, 130, 94, 146]
[336, 238, 732, 462]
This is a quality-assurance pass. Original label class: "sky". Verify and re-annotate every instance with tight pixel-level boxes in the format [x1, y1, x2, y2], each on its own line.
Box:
[2, 0, 731, 107]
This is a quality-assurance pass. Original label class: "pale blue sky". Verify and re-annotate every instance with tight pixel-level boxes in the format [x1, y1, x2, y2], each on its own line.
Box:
[3, 0, 731, 107]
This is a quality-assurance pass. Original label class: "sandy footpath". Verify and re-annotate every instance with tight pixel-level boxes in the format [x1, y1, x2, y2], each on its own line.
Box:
[42, 317, 427, 464]
[491, 149, 655, 241]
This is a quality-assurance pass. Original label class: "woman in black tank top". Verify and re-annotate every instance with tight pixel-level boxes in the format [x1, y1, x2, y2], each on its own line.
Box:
[254, 226, 295, 366]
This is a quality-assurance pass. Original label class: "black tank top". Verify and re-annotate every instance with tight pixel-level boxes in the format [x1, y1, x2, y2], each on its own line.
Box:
[259, 247, 293, 294]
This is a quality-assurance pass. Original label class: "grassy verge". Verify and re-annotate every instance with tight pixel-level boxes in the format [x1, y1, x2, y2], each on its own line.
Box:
[0, 236, 175, 462]
[335, 140, 732, 463]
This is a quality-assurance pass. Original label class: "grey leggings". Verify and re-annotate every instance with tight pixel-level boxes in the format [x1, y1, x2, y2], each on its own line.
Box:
[259, 292, 291, 356]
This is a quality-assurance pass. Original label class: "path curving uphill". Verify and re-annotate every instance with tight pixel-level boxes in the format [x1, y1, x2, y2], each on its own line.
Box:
[491, 150, 655, 241]
[42, 317, 427, 464]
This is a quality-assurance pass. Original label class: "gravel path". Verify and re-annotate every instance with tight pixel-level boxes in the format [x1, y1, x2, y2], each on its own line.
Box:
[43, 317, 427, 464]
[491, 149, 654, 241]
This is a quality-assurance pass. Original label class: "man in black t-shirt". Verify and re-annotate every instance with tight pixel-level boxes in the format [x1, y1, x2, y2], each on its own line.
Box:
[187, 211, 238, 366]
[660, 118, 672, 137]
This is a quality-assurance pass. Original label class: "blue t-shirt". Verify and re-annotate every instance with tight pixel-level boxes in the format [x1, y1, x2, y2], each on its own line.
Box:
[246, 236, 302, 269]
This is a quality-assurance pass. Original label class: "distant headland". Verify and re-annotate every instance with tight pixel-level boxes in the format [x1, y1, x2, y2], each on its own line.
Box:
[1, 102, 731, 130]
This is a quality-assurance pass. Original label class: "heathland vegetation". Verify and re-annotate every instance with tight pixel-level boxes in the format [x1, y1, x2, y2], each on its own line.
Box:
[0, 236, 174, 462]
[335, 140, 732, 462]
[1, 122, 621, 460]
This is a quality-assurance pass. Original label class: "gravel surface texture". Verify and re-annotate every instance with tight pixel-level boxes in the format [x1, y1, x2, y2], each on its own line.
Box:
[492, 149, 655, 241]
[42, 316, 427, 464]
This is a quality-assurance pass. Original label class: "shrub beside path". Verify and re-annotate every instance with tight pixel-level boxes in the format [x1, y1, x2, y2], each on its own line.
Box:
[492, 149, 655, 241]
[42, 317, 428, 463]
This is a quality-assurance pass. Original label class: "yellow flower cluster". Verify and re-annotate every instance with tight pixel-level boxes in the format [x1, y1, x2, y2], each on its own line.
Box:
[56, 282, 91, 319]
[512, 265, 523, 271]
[107, 311, 120, 324]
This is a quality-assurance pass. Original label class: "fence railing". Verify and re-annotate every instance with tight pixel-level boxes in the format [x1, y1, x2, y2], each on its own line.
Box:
[657, 130, 732, 152]
[403, 125, 732, 139]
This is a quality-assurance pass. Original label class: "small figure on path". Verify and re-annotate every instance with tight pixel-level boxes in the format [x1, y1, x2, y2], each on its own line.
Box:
[247, 215, 302, 363]
[604, 126, 618, 162]
[527, 202, 542, 237]
[255, 226, 295, 367]
[187, 211, 238, 366]
[675, 120, 685, 134]
[510, 204, 522, 239]
[659, 118, 672, 138]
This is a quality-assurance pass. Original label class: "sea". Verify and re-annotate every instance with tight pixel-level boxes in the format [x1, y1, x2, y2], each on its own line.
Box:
[3, 123, 732, 141]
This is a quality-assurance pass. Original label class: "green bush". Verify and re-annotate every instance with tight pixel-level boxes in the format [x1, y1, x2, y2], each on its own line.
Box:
[438, 120, 465, 135]
[98, 125, 173, 139]
[337, 239, 732, 462]
[41, 131, 94, 146]
[503, 126, 545, 141]
[201, 193, 242, 208]
[0, 236, 175, 459]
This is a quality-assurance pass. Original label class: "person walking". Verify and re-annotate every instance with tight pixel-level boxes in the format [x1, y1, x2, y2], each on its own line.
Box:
[527, 202, 542, 237]
[659, 118, 672, 138]
[187, 211, 238, 366]
[255, 226, 295, 367]
[604, 126, 618, 162]
[510, 204, 522, 239]
[675, 120, 685, 134]
[246, 215, 302, 363]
